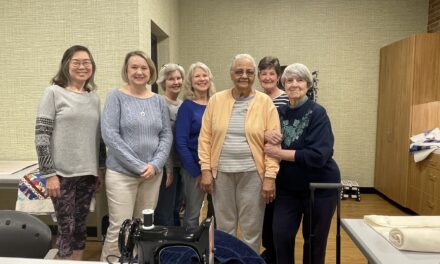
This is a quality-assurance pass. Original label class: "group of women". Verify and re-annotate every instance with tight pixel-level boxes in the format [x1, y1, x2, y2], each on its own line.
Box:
[35, 45, 340, 264]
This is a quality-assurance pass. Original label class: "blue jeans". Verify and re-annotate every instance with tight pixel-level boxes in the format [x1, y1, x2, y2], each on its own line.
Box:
[154, 167, 181, 226]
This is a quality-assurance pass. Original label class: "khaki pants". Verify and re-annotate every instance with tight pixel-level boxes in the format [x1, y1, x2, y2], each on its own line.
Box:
[100, 169, 162, 261]
[212, 170, 265, 253]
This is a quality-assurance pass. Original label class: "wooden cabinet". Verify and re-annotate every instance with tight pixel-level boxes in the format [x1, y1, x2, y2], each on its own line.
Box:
[374, 33, 440, 213]
[408, 154, 440, 214]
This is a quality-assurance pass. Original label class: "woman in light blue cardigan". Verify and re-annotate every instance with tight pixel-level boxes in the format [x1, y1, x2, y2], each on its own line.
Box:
[100, 51, 172, 261]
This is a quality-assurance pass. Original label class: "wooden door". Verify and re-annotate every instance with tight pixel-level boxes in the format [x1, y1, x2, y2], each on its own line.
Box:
[374, 36, 415, 205]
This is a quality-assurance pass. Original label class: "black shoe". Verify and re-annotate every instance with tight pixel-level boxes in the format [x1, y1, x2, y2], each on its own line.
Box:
[260, 250, 276, 264]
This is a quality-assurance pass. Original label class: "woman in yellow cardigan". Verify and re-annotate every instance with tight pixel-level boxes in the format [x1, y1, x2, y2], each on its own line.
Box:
[198, 54, 280, 253]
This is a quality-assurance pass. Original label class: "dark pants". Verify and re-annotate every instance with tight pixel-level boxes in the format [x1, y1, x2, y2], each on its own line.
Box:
[173, 168, 184, 226]
[262, 202, 276, 259]
[51, 175, 96, 257]
[206, 193, 215, 219]
[155, 167, 181, 226]
[273, 191, 336, 264]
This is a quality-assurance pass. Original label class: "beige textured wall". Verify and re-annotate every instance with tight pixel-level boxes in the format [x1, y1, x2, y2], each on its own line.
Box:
[0, 0, 179, 161]
[141, 0, 180, 65]
[178, 0, 428, 186]
[0, 0, 429, 187]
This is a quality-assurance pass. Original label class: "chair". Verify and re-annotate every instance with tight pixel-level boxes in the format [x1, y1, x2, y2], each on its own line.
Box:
[0, 210, 55, 258]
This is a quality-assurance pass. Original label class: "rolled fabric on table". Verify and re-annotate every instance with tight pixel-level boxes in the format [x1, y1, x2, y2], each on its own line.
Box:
[364, 215, 440, 253]
[389, 227, 440, 252]
[364, 215, 440, 228]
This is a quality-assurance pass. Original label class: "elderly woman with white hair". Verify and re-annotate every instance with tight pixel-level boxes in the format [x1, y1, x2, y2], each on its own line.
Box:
[198, 54, 280, 252]
[264, 63, 340, 264]
[154, 63, 185, 226]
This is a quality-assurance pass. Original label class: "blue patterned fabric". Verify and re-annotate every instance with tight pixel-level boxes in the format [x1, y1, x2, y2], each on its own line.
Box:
[18, 169, 48, 200]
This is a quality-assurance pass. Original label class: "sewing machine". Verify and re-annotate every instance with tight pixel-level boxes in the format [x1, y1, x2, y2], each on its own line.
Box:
[118, 216, 214, 264]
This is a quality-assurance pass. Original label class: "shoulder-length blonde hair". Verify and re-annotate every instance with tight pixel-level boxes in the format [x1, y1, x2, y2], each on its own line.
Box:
[121, 50, 157, 85]
[182, 62, 216, 100]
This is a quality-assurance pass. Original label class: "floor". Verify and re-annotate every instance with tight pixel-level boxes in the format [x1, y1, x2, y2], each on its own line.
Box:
[81, 192, 410, 263]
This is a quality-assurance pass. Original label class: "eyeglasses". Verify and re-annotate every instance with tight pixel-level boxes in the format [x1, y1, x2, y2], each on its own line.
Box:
[233, 69, 255, 77]
[71, 60, 92, 68]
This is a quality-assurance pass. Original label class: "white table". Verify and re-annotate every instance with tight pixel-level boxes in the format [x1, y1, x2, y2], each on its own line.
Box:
[0, 162, 38, 189]
[0, 257, 101, 264]
[341, 219, 440, 264]
[0, 161, 108, 241]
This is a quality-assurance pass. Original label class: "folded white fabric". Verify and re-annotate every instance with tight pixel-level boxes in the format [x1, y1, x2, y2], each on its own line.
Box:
[412, 147, 439, 162]
[410, 128, 440, 143]
[389, 227, 440, 252]
[364, 215, 440, 252]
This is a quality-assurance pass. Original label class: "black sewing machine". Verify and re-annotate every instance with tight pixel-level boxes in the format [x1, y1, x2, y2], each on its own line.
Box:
[118, 216, 214, 264]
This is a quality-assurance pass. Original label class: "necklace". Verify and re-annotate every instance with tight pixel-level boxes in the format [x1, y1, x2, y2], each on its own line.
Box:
[136, 99, 147, 116]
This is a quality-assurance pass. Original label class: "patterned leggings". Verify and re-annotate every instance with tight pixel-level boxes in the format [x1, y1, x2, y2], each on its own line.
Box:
[51, 175, 96, 257]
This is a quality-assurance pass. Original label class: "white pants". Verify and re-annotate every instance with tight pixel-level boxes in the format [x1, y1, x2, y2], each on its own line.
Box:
[212, 170, 265, 253]
[100, 169, 162, 261]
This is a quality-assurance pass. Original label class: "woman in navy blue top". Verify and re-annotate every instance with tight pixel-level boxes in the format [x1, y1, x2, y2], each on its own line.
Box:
[264, 63, 340, 264]
[175, 62, 216, 232]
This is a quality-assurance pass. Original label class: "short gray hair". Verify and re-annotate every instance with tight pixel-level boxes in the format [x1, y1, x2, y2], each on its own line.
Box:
[230, 54, 256, 73]
[281, 63, 313, 88]
[156, 63, 185, 91]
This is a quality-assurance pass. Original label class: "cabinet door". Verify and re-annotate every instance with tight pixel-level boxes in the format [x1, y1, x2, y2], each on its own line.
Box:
[407, 161, 422, 213]
[374, 36, 415, 205]
[412, 34, 440, 105]
[421, 158, 440, 200]
[420, 193, 440, 215]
